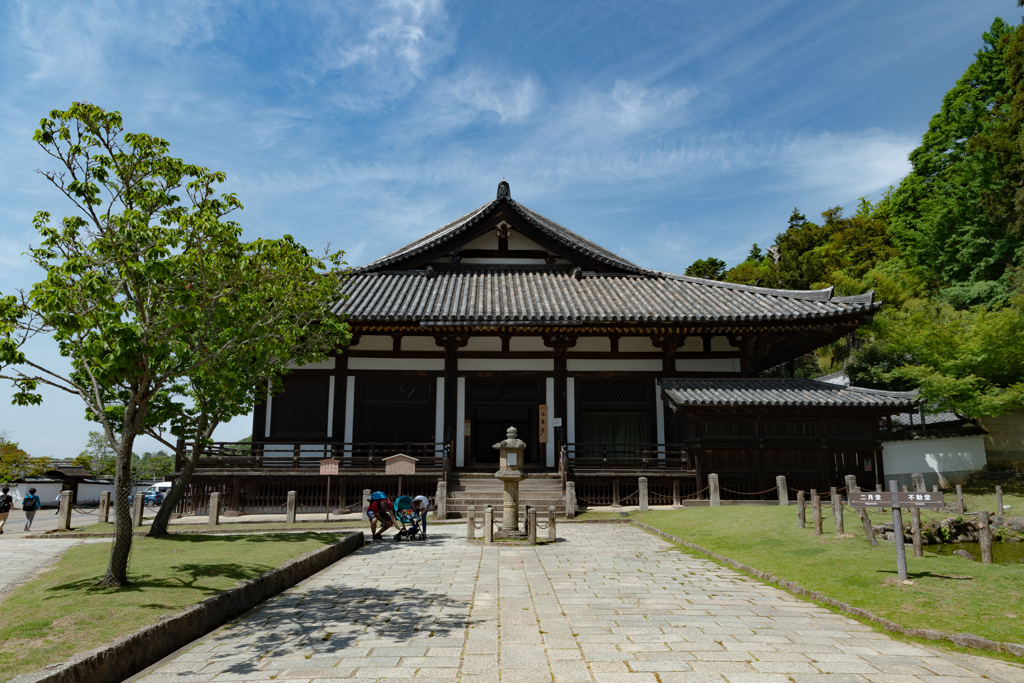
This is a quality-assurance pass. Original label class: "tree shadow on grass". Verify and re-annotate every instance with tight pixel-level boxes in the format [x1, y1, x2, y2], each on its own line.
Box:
[45, 562, 275, 597]
[876, 569, 975, 581]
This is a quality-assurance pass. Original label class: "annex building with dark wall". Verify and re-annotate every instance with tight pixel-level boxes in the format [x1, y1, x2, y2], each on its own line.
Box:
[177, 180, 919, 515]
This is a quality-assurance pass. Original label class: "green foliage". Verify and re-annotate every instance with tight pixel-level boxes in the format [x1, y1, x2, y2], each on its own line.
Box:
[684, 256, 727, 280]
[0, 434, 51, 482]
[846, 343, 919, 392]
[76, 431, 116, 476]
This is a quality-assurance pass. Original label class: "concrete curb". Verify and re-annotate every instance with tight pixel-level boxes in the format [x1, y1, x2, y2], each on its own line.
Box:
[11, 531, 365, 683]
[628, 520, 1024, 659]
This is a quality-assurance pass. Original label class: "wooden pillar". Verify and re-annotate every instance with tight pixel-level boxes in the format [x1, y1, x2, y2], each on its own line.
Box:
[332, 353, 347, 445]
[554, 342, 568, 446]
[437, 334, 466, 462]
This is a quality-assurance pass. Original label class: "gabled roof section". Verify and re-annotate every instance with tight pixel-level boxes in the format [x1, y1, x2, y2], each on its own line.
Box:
[355, 180, 645, 274]
[660, 378, 919, 410]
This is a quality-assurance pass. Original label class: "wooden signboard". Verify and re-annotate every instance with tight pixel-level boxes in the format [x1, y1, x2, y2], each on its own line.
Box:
[538, 404, 548, 443]
[850, 491, 944, 509]
[319, 458, 339, 476]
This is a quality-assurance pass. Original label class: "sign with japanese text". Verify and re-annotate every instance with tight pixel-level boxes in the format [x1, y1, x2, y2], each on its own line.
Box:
[849, 490, 944, 509]
[319, 458, 339, 476]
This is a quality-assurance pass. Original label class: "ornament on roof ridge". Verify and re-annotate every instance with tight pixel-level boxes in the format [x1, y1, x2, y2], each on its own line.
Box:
[497, 178, 510, 199]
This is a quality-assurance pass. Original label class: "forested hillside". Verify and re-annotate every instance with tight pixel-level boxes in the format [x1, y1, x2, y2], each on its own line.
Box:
[688, 17, 1024, 418]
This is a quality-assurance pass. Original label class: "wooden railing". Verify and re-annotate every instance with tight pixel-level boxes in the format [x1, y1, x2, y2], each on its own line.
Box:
[561, 443, 698, 472]
[185, 441, 450, 472]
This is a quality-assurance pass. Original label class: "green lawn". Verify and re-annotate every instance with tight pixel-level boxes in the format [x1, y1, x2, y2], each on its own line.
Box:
[634, 506, 1024, 652]
[0, 532, 347, 682]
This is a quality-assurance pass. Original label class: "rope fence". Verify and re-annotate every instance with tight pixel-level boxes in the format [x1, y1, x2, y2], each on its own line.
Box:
[720, 486, 779, 496]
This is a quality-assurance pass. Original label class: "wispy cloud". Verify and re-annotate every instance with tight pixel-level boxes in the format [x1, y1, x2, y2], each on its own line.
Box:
[413, 69, 542, 134]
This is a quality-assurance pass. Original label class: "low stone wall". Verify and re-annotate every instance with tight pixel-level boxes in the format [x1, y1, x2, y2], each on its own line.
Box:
[11, 532, 364, 683]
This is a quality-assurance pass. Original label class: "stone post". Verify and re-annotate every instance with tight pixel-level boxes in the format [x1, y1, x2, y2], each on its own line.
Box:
[286, 490, 297, 524]
[912, 472, 925, 493]
[547, 506, 556, 541]
[466, 506, 475, 540]
[56, 490, 72, 531]
[132, 491, 144, 528]
[527, 507, 537, 545]
[977, 511, 993, 564]
[956, 484, 965, 514]
[493, 426, 528, 533]
[832, 490, 844, 534]
[796, 491, 806, 528]
[638, 477, 649, 512]
[709, 473, 720, 507]
[98, 491, 110, 524]
[672, 478, 681, 506]
[565, 481, 576, 518]
[933, 485, 940, 493]
[996, 485, 1004, 516]
[209, 491, 221, 527]
[484, 506, 493, 544]
[361, 488, 371, 521]
[774, 475, 787, 505]
[436, 480, 448, 520]
[845, 474, 858, 494]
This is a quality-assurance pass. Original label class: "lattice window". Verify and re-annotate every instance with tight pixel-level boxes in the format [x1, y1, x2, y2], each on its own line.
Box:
[578, 378, 649, 406]
[471, 379, 542, 404]
[357, 376, 432, 404]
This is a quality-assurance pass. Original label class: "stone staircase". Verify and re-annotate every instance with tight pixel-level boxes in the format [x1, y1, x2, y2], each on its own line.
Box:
[446, 472, 565, 519]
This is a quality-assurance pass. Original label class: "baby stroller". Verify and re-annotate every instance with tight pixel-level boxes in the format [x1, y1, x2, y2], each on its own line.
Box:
[392, 495, 423, 541]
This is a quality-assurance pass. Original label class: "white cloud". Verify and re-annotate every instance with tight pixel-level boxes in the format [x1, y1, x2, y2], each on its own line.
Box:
[409, 69, 541, 134]
[777, 129, 914, 197]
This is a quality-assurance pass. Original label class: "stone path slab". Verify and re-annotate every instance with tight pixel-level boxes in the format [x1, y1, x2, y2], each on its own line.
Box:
[135, 525, 1024, 682]
[0, 537, 89, 595]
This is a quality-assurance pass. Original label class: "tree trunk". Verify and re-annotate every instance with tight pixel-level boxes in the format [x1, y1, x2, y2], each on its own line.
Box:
[148, 419, 214, 538]
[100, 435, 138, 588]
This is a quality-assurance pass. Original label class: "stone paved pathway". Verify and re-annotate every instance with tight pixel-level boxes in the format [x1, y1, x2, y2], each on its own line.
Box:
[136, 525, 1024, 682]
[0, 537, 89, 595]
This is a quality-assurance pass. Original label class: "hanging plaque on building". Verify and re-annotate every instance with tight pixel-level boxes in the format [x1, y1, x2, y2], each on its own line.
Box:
[538, 404, 548, 443]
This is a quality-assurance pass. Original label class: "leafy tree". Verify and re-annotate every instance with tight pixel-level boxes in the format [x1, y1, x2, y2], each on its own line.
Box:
[135, 451, 173, 481]
[0, 435, 51, 482]
[76, 431, 116, 476]
[685, 257, 727, 280]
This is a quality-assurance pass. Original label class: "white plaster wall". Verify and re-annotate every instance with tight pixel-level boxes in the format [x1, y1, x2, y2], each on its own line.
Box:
[619, 337, 659, 353]
[349, 335, 393, 350]
[285, 358, 336, 370]
[463, 337, 502, 352]
[77, 482, 115, 504]
[573, 337, 611, 352]
[509, 337, 548, 352]
[402, 337, 440, 351]
[978, 410, 1024, 462]
[882, 435, 988, 488]
[348, 358, 445, 371]
[568, 359, 661, 372]
[679, 337, 703, 352]
[675, 358, 741, 372]
[710, 336, 738, 352]
[459, 358, 554, 371]
[14, 482, 62, 508]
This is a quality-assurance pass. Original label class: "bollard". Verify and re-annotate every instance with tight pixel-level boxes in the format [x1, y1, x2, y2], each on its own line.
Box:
[638, 477, 649, 512]
[811, 490, 822, 536]
[209, 491, 221, 527]
[910, 506, 923, 558]
[99, 491, 110, 524]
[996, 485, 1004, 516]
[956, 484, 965, 514]
[796, 491, 806, 528]
[361, 488, 371, 521]
[286, 490, 297, 524]
[467, 506, 475, 540]
[912, 472, 925, 493]
[776, 475, 788, 506]
[132, 491, 144, 528]
[565, 481, 576, 518]
[832, 490, 844, 534]
[672, 478, 681, 506]
[527, 507, 537, 545]
[709, 473, 720, 507]
[56, 490, 73, 531]
[436, 480, 448, 520]
[547, 506, 556, 541]
[932, 485, 939, 493]
[483, 506, 493, 544]
[977, 511, 993, 564]
[844, 474, 859, 494]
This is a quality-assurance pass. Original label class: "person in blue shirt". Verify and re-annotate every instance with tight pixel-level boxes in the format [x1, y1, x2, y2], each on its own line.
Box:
[21, 487, 41, 532]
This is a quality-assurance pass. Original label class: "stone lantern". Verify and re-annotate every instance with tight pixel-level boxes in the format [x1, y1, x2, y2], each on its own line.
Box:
[493, 426, 528, 533]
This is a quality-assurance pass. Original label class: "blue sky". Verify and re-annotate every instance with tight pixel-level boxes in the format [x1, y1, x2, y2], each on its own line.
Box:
[0, 0, 1013, 459]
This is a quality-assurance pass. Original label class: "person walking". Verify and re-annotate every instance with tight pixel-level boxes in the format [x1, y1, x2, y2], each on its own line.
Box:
[21, 487, 41, 532]
[412, 494, 430, 539]
[0, 486, 13, 534]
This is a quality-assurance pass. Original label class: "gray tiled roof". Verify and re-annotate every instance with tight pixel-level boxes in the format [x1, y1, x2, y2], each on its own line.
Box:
[335, 269, 878, 324]
[660, 378, 919, 409]
[357, 197, 646, 274]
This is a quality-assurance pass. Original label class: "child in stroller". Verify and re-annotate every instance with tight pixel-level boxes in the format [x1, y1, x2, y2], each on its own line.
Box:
[391, 495, 424, 541]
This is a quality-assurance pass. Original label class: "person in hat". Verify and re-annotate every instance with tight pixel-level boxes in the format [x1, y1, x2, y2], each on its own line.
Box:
[21, 487, 41, 532]
[366, 491, 394, 541]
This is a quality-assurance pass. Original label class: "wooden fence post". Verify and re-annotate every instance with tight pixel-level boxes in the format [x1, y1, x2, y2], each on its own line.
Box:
[638, 477, 649, 512]
[846, 475, 878, 547]
[956, 484, 965, 514]
[796, 491, 806, 528]
[776, 475, 788, 506]
[811, 490, 822, 536]
[832, 490, 844, 534]
[977, 511, 993, 564]
[209, 492, 221, 527]
[996, 485, 1004, 516]
[709, 474, 720, 507]
[910, 506, 923, 558]
[912, 472, 925, 493]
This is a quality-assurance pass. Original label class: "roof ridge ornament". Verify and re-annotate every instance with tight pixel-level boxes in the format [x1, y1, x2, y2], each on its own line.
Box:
[497, 178, 510, 199]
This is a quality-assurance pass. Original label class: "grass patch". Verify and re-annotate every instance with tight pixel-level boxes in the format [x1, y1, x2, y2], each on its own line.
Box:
[0, 532, 343, 682]
[635, 506, 1024, 650]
